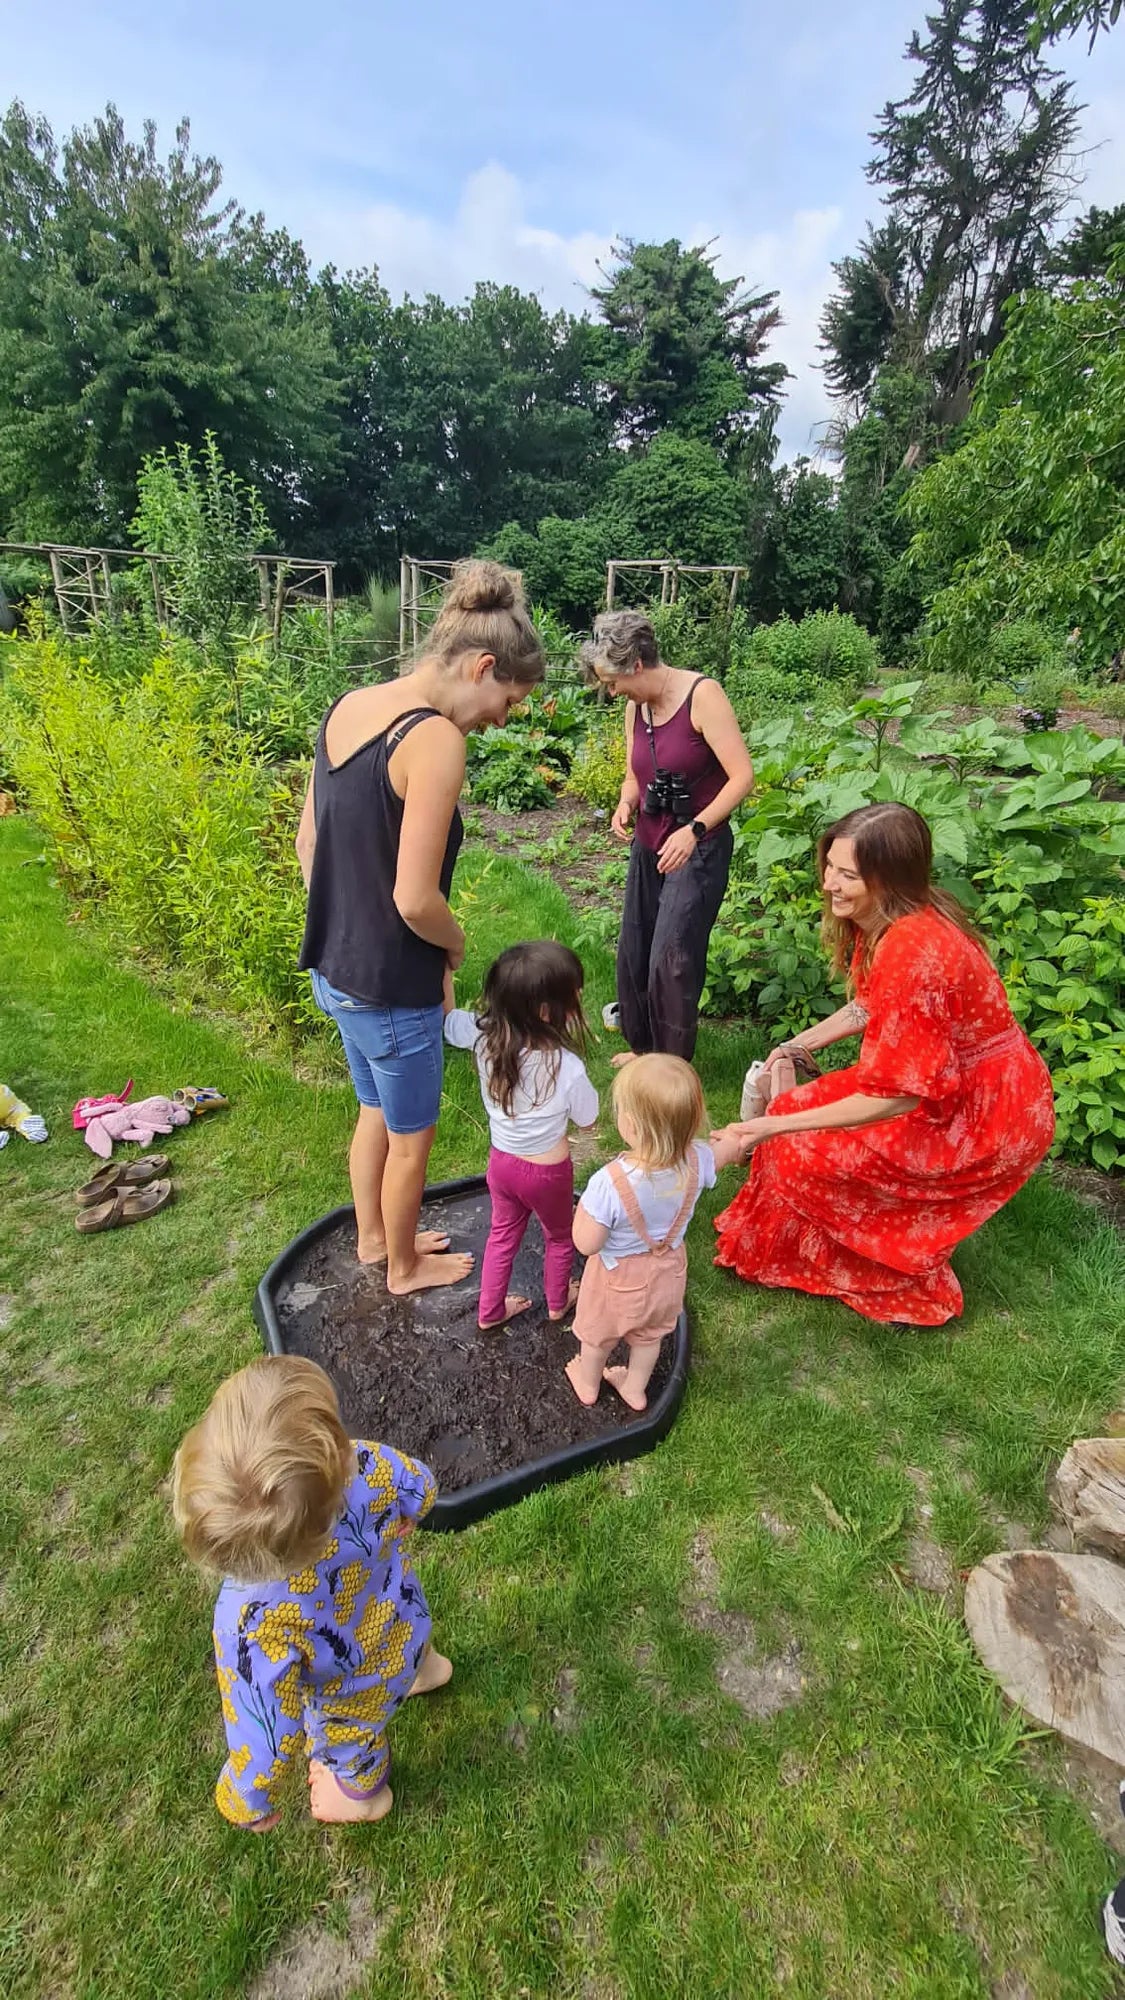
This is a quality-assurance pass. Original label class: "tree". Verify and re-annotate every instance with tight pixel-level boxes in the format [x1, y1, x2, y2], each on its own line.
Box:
[308, 276, 609, 576]
[821, 1, 1079, 431]
[1033, 0, 1122, 46]
[820, 223, 909, 403]
[1051, 203, 1125, 282]
[589, 238, 787, 456]
[0, 102, 340, 544]
[902, 271, 1125, 672]
[749, 464, 844, 624]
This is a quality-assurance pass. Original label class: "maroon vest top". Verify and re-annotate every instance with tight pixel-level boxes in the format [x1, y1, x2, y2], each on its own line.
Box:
[629, 677, 726, 852]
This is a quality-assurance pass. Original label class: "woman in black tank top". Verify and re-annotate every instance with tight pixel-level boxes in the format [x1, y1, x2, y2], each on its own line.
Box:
[296, 562, 545, 1300]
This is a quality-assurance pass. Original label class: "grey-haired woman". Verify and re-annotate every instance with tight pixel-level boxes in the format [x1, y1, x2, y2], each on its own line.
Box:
[582, 611, 754, 1062]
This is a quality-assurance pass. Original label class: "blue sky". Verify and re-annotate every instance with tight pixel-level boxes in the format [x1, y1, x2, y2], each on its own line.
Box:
[8, 1, 1125, 457]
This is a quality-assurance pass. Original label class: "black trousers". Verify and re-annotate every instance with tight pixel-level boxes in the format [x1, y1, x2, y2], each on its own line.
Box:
[616, 824, 733, 1061]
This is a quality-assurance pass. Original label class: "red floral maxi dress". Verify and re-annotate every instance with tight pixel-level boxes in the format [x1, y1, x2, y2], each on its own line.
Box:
[714, 908, 1056, 1325]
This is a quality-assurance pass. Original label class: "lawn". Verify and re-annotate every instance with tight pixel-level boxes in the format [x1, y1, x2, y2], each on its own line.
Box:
[2, 812, 1125, 1999]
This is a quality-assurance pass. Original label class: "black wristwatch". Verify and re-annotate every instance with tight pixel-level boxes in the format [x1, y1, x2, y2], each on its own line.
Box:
[690, 819, 707, 841]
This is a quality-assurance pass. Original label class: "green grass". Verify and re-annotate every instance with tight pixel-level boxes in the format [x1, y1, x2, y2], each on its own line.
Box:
[2, 814, 1125, 1998]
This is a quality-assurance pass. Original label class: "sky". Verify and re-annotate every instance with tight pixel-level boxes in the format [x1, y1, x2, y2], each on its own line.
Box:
[6, 0, 1125, 460]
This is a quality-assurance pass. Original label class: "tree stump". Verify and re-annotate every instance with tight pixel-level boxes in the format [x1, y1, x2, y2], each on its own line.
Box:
[964, 1550, 1125, 1765]
[1054, 1439, 1125, 1558]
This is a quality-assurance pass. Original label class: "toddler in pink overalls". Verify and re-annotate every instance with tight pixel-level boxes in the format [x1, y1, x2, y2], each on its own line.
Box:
[567, 1054, 742, 1411]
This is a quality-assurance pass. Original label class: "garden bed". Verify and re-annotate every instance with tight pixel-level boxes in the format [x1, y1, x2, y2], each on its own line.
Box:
[254, 1178, 688, 1531]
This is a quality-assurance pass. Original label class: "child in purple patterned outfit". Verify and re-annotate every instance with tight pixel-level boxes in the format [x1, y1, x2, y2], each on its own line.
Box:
[173, 1354, 450, 1828]
[444, 940, 598, 1330]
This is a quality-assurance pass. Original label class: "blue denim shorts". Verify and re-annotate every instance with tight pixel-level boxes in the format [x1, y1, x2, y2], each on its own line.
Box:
[310, 971, 444, 1134]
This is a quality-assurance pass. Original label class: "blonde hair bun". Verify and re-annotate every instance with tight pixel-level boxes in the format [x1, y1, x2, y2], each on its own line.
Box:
[443, 560, 522, 616]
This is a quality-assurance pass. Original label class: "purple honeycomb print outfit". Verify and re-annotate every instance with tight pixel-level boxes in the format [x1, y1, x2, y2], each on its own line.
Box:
[211, 1441, 436, 1825]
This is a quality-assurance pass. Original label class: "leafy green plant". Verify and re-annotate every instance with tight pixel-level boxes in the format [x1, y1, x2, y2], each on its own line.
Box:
[131, 433, 271, 679]
[565, 704, 627, 812]
[742, 611, 879, 691]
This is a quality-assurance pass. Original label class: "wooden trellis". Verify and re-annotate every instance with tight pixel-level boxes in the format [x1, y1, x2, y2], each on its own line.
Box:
[398, 555, 458, 655]
[604, 559, 747, 615]
[0, 540, 335, 636]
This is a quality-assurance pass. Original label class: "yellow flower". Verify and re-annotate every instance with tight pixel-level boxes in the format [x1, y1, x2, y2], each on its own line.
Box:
[332, 1560, 370, 1624]
[229, 1744, 253, 1777]
[275, 1658, 304, 1721]
[216, 1664, 240, 1727]
[216, 1770, 260, 1826]
[247, 1602, 315, 1665]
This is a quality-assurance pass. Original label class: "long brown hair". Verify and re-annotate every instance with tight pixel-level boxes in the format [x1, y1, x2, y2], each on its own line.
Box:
[476, 941, 588, 1117]
[818, 802, 981, 978]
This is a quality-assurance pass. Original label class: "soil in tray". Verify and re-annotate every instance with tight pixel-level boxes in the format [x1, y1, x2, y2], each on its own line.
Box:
[271, 1189, 674, 1491]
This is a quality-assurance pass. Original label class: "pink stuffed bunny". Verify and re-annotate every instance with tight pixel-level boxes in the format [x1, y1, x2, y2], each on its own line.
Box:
[83, 1094, 191, 1158]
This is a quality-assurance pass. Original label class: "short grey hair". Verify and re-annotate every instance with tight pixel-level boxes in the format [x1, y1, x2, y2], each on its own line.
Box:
[579, 609, 659, 680]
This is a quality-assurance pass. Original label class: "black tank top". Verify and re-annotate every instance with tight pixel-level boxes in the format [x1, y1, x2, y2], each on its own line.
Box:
[298, 701, 463, 1008]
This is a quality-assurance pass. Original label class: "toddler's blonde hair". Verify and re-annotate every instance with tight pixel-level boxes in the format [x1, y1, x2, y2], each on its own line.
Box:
[612, 1053, 706, 1171]
[172, 1355, 352, 1582]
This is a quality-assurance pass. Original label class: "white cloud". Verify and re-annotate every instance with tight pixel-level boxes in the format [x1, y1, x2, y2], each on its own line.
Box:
[704, 207, 848, 462]
[297, 162, 612, 312]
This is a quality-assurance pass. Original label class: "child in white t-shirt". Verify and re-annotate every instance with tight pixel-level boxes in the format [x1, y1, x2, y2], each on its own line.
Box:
[444, 941, 598, 1330]
[568, 1054, 741, 1412]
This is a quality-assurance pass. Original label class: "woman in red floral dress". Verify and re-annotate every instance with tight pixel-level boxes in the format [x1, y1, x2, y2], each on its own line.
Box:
[712, 803, 1055, 1325]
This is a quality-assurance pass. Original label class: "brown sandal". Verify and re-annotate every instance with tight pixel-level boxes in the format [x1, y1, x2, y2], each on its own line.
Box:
[75, 1179, 174, 1233]
[76, 1156, 171, 1207]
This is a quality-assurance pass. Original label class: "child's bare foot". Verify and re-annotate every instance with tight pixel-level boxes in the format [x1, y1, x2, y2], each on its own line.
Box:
[603, 1363, 647, 1413]
[610, 1050, 638, 1070]
[387, 1251, 474, 1295]
[358, 1228, 451, 1265]
[548, 1277, 582, 1322]
[248, 1811, 281, 1833]
[308, 1760, 393, 1824]
[408, 1647, 454, 1697]
[565, 1355, 601, 1407]
[479, 1294, 531, 1330]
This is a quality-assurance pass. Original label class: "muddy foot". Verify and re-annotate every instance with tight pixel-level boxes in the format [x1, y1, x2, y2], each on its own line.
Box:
[565, 1356, 601, 1407]
[548, 1278, 581, 1322]
[309, 1761, 393, 1824]
[358, 1229, 451, 1265]
[408, 1648, 454, 1697]
[603, 1363, 646, 1413]
[387, 1251, 474, 1296]
[479, 1294, 532, 1330]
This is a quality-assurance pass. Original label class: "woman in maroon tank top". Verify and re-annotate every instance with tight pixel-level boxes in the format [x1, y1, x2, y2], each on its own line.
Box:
[582, 611, 754, 1063]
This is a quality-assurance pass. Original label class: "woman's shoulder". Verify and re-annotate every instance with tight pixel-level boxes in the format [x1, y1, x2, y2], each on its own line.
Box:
[872, 906, 979, 984]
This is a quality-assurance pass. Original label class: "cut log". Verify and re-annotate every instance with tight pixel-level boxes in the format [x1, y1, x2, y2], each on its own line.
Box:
[965, 1550, 1125, 1766]
[1054, 1439, 1125, 1558]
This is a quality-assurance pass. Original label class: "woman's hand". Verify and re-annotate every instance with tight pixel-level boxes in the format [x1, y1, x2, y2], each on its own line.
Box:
[761, 1039, 805, 1076]
[446, 928, 466, 972]
[656, 825, 699, 875]
[711, 1118, 774, 1163]
[610, 797, 634, 841]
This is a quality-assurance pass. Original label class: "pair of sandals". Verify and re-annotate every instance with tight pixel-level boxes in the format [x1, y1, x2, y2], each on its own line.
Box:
[75, 1155, 174, 1234]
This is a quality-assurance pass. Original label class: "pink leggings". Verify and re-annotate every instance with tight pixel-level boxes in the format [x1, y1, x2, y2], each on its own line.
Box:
[479, 1148, 575, 1324]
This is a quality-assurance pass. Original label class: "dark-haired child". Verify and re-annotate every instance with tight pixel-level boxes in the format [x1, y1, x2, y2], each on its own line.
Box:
[444, 941, 598, 1329]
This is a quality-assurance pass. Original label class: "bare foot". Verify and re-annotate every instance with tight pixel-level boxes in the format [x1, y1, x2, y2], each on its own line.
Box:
[358, 1228, 451, 1265]
[248, 1811, 281, 1834]
[548, 1277, 582, 1322]
[387, 1251, 474, 1296]
[408, 1647, 454, 1697]
[565, 1355, 601, 1407]
[611, 1051, 639, 1070]
[603, 1363, 646, 1413]
[309, 1760, 393, 1824]
[479, 1293, 532, 1330]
